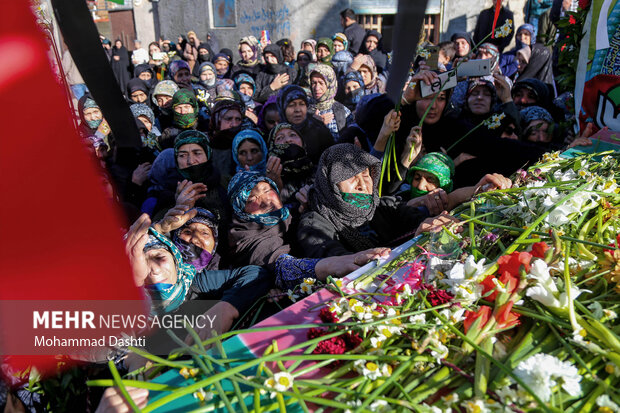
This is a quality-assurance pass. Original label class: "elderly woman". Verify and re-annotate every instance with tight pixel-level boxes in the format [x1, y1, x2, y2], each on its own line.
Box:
[255, 45, 296, 103]
[232, 36, 262, 78]
[520, 105, 561, 148]
[159, 89, 202, 149]
[341, 71, 365, 111]
[316, 38, 334, 65]
[300, 39, 318, 62]
[332, 33, 348, 52]
[276, 85, 334, 163]
[348, 54, 386, 95]
[227, 171, 389, 290]
[126, 78, 150, 104]
[296, 144, 431, 258]
[168, 60, 192, 90]
[309, 64, 353, 141]
[267, 123, 315, 207]
[125, 213, 269, 335]
[151, 80, 179, 131]
[359, 30, 388, 73]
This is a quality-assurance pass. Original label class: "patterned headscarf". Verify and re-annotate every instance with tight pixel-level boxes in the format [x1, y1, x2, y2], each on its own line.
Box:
[172, 89, 199, 129]
[232, 129, 268, 173]
[267, 124, 314, 180]
[268, 122, 301, 147]
[143, 228, 196, 313]
[516, 24, 537, 46]
[316, 37, 334, 64]
[309, 64, 338, 111]
[466, 78, 497, 112]
[238, 35, 260, 66]
[357, 55, 378, 90]
[332, 32, 348, 51]
[520, 105, 553, 124]
[310, 143, 380, 231]
[343, 71, 365, 89]
[301, 39, 317, 62]
[227, 170, 291, 226]
[151, 80, 179, 107]
[171, 208, 219, 272]
[276, 85, 309, 124]
[174, 130, 212, 179]
[169, 60, 191, 80]
[409, 152, 455, 198]
[130, 103, 154, 126]
[477, 42, 500, 71]
[233, 73, 256, 106]
[210, 96, 245, 131]
[82, 97, 102, 129]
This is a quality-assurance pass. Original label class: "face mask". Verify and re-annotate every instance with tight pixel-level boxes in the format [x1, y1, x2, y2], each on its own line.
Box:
[198, 53, 210, 63]
[174, 238, 214, 272]
[86, 118, 103, 129]
[410, 187, 429, 199]
[178, 161, 211, 183]
[269, 143, 313, 179]
[340, 192, 373, 209]
[211, 125, 242, 150]
[239, 92, 252, 105]
[343, 88, 364, 109]
[173, 110, 198, 129]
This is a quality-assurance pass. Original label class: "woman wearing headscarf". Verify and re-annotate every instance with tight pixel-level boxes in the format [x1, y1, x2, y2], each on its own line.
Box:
[169, 60, 193, 89]
[212, 53, 233, 80]
[518, 43, 554, 85]
[316, 38, 334, 65]
[358, 30, 388, 73]
[232, 36, 262, 78]
[231, 129, 268, 173]
[193, 62, 217, 106]
[254, 44, 296, 103]
[293, 50, 313, 87]
[309, 64, 353, 141]
[130, 103, 161, 152]
[227, 171, 389, 290]
[77, 94, 106, 140]
[276, 85, 334, 163]
[296, 144, 430, 259]
[257, 95, 280, 134]
[133, 63, 157, 89]
[233, 72, 260, 111]
[191, 43, 214, 78]
[300, 39, 318, 62]
[159, 89, 201, 149]
[126, 78, 150, 104]
[169, 208, 221, 272]
[450, 32, 473, 59]
[515, 47, 531, 80]
[332, 33, 349, 52]
[111, 39, 131, 93]
[348, 54, 386, 95]
[519, 105, 563, 149]
[267, 123, 315, 208]
[151, 80, 179, 132]
[340, 71, 365, 111]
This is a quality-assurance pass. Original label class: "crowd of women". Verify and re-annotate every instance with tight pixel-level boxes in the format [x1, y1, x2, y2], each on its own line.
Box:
[75, 8, 598, 344]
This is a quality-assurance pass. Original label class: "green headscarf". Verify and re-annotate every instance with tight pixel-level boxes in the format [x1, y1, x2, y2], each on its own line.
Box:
[408, 152, 455, 198]
[316, 37, 334, 64]
[172, 89, 199, 129]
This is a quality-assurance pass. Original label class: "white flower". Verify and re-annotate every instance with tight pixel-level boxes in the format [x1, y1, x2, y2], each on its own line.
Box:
[263, 371, 294, 397]
[300, 282, 313, 295]
[513, 353, 581, 402]
[303, 278, 316, 285]
[193, 388, 213, 402]
[462, 398, 500, 412]
[430, 342, 449, 363]
[494, 19, 513, 38]
[287, 289, 299, 302]
[409, 313, 427, 324]
[369, 400, 390, 412]
[353, 360, 392, 380]
[597, 395, 620, 412]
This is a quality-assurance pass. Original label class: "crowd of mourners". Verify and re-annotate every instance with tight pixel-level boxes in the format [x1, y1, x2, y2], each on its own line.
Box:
[71, 6, 599, 339]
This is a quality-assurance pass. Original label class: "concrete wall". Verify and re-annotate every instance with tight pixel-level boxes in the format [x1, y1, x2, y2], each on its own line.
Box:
[133, 0, 157, 45]
[158, 0, 349, 54]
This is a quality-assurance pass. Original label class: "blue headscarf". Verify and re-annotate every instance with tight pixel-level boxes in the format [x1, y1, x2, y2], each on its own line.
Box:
[232, 129, 268, 173]
[516, 24, 537, 49]
[227, 170, 291, 226]
[520, 105, 553, 124]
[276, 85, 309, 124]
[143, 228, 197, 313]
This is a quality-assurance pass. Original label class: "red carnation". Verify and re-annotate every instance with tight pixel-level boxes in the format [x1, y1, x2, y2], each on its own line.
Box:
[578, 0, 590, 9]
[463, 305, 491, 333]
[531, 242, 550, 259]
[495, 301, 521, 330]
[307, 327, 328, 340]
[319, 307, 339, 323]
[569, 15, 577, 25]
[421, 283, 454, 306]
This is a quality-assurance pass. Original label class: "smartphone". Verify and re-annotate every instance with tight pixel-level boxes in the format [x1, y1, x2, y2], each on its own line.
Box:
[419, 70, 458, 98]
[456, 58, 493, 78]
[152, 52, 166, 61]
[425, 46, 440, 70]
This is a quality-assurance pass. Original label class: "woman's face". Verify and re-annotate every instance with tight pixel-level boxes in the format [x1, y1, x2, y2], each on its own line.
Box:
[220, 109, 243, 130]
[198, 48, 210, 59]
[310, 74, 328, 100]
[149, 44, 161, 56]
[411, 171, 440, 192]
[316, 45, 330, 60]
[526, 120, 551, 143]
[358, 65, 372, 86]
[174, 68, 191, 85]
[115, 40, 122, 49]
[240, 43, 254, 61]
[83, 107, 102, 123]
[517, 30, 532, 46]
[177, 143, 207, 168]
[200, 69, 216, 83]
[239, 82, 254, 97]
[244, 181, 283, 215]
[138, 71, 152, 81]
[516, 54, 528, 73]
[264, 53, 278, 65]
[174, 103, 194, 115]
[513, 87, 538, 109]
[297, 54, 310, 67]
[415, 91, 447, 124]
[467, 85, 492, 115]
[302, 43, 314, 52]
[333, 40, 345, 52]
[455, 38, 470, 57]
[178, 223, 215, 253]
[264, 109, 280, 131]
[144, 249, 178, 286]
[274, 128, 303, 146]
[336, 168, 373, 195]
[345, 81, 361, 94]
[285, 99, 307, 125]
[130, 90, 148, 103]
[156, 94, 173, 108]
[138, 115, 152, 131]
[500, 123, 519, 140]
[477, 49, 494, 60]
[365, 36, 378, 52]
[214, 59, 229, 75]
[237, 139, 263, 167]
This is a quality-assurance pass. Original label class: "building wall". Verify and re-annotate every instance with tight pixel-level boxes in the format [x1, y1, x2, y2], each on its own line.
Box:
[133, 0, 156, 45]
[158, 0, 348, 53]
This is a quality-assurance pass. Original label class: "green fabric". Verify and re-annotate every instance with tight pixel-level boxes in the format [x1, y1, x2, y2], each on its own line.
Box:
[408, 152, 455, 197]
[172, 89, 199, 129]
[339, 192, 373, 209]
[317, 37, 334, 64]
